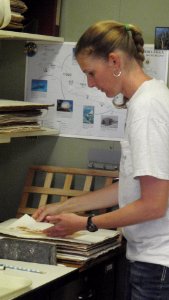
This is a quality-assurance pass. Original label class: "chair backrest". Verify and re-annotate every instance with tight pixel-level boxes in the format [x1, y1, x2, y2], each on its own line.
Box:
[17, 165, 119, 218]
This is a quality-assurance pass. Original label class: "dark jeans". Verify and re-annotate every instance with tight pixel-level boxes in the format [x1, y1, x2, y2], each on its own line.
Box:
[125, 260, 169, 300]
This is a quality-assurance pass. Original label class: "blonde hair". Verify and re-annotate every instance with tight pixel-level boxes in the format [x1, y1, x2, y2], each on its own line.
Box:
[75, 20, 145, 67]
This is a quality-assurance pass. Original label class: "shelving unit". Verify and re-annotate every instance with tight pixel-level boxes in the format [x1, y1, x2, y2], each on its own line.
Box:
[0, 29, 64, 43]
[0, 1, 63, 141]
[0, 101, 60, 143]
[0, 127, 59, 143]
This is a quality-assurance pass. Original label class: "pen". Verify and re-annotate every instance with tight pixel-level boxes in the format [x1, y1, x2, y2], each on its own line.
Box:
[0, 263, 45, 274]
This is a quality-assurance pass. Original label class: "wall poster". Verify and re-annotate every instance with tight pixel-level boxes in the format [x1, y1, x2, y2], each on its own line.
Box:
[25, 43, 168, 141]
[25, 42, 126, 141]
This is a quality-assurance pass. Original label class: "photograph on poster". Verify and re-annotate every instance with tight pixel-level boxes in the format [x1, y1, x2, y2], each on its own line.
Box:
[83, 106, 94, 124]
[31, 79, 48, 92]
[101, 116, 118, 128]
[57, 99, 73, 112]
[155, 27, 169, 50]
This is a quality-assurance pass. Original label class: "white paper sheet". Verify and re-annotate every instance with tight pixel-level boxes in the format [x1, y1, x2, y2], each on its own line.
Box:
[0, 215, 120, 244]
[143, 44, 169, 84]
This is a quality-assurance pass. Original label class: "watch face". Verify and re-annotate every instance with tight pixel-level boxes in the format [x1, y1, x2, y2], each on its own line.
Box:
[89, 223, 98, 232]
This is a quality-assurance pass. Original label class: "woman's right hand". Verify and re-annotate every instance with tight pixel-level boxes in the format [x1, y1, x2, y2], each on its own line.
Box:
[32, 203, 63, 222]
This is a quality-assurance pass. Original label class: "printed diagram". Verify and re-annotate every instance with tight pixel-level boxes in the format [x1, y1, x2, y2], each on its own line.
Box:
[25, 42, 128, 140]
[60, 49, 116, 116]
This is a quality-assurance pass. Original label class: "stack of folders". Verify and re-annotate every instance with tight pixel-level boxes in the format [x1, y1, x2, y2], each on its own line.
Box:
[6, 0, 28, 30]
[0, 215, 121, 267]
[0, 100, 54, 133]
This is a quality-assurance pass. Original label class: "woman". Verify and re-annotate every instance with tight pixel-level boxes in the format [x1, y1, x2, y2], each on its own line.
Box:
[33, 20, 169, 299]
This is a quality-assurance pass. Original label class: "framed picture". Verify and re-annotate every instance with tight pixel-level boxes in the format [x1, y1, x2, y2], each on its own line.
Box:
[155, 27, 169, 50]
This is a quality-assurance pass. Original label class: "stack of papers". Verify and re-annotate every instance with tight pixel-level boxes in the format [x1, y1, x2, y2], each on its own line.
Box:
[0, 100, 54, 133]
[0, 214, 121, 266]
[55, 230, 120, 265]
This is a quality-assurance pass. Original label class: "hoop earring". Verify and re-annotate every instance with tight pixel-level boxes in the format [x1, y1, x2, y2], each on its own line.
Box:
[113, 70, 121, 77]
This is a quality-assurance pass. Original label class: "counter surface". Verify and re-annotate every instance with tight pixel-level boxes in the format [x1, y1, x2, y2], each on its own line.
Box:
[0, 258, 77, 300]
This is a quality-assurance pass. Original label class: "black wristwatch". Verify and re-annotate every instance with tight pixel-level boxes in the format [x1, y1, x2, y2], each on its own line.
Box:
[86, 215, 98, 232]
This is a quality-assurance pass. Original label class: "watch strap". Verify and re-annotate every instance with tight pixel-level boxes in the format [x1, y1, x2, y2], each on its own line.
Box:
[86, 215, 98, 232]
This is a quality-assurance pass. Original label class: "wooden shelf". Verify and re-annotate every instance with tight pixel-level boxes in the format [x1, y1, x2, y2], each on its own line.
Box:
[0, 30, 64, 43]
[0, 127, 59, 143]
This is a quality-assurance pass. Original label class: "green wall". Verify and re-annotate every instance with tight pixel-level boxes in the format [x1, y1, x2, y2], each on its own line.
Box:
[0, 0, 169, 220]
[60, 0, 169, 43]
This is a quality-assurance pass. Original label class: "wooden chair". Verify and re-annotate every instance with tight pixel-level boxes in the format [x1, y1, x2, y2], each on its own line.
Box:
[17, 165, 119, 218]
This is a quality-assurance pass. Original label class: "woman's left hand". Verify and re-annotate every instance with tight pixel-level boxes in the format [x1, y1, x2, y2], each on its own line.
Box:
[43, 213, 87, 237]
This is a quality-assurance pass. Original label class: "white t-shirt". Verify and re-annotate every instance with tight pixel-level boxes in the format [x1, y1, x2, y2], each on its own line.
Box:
[119, 78, 169, 266]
